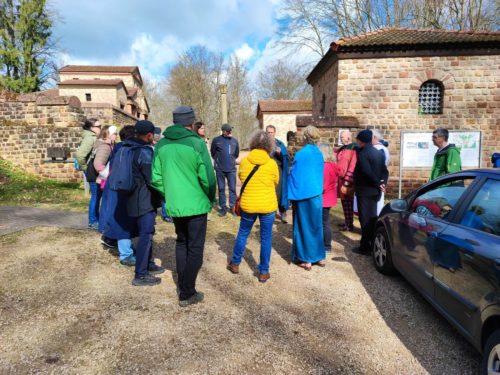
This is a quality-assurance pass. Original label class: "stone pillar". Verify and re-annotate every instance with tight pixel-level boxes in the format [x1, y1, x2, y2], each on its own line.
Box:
[219, 84, 228, 125]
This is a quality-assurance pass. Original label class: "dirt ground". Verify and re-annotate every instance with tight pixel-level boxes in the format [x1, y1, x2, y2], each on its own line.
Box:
[0, 212, 481, 374]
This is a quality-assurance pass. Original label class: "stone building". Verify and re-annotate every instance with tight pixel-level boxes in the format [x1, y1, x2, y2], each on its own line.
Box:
[305, 28, 500, 193]
[256, 100, 312, 145]
[58, 65, 149, 121]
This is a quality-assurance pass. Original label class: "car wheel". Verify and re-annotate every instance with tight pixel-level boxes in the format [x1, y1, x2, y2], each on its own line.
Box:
[482, 329, 500, 375]
[372, 226, 397, 275]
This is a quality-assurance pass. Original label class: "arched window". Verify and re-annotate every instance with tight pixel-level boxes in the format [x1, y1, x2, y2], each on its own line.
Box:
[418, 80, 444, 114]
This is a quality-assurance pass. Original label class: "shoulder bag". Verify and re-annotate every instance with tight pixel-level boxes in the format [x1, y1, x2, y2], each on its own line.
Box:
[233, 165, 260, 216]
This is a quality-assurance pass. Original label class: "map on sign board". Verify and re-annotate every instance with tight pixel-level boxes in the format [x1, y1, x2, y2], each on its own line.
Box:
[401, 131, 481, 168]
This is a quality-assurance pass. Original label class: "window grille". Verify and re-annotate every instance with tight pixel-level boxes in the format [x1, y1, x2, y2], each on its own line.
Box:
[418, 81, 443, 114]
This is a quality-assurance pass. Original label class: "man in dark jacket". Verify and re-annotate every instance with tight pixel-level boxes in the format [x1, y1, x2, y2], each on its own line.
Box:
[353, 129, 389, 255]
[127, 120, 164, 286]
[210, 123, 239, 216]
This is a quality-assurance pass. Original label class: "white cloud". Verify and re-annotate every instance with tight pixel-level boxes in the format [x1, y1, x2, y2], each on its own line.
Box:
[234, 43, 255, 62]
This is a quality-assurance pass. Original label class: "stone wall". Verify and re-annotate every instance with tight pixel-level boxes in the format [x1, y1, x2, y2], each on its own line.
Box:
[312, 54, 500, 195]
[59, 86, 122, 108]
[0, 92, 84, 181]
[81, 103, 138, 127]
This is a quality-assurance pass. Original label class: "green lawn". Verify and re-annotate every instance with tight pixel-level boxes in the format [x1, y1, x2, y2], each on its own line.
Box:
[0, 159, 88, 211]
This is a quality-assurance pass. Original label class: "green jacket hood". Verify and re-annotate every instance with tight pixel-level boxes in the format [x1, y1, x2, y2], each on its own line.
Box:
[163, 124, 198, 140]
[247, 149, 271, 166]
[436, 143, 459, 156]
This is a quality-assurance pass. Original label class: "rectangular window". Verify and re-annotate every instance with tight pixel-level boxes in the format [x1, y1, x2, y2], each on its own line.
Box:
[85, 93, 91, 102]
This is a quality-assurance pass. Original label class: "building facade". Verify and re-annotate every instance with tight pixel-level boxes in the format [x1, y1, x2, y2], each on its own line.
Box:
[58, 65, 149, 120]
[256, 100, 312, 145]
[306, 28, 500, 193]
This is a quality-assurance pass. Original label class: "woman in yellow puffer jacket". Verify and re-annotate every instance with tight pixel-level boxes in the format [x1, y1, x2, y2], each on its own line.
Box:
[227, 131, 279, 283]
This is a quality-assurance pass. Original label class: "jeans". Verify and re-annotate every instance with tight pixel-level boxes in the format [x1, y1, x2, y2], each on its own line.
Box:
[88, 182, 102, 225]
[173, 214, 207, 300]
[231, 211, 275, 274]
[134, 210, 156, 278]
[322, 207, 332, 252]
[118, 239, 134, 261]
[216, 170, 237, 210]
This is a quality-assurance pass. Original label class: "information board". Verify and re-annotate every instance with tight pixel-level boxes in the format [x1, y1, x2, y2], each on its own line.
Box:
[401, 131, 481, 168]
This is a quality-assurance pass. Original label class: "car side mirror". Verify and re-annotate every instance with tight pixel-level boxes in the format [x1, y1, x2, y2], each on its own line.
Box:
[409, 213, 427, 228]
[390, 199, 408, 212]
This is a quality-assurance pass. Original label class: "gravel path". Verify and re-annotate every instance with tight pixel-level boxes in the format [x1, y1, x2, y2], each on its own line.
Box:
[0, 212, 481, 374]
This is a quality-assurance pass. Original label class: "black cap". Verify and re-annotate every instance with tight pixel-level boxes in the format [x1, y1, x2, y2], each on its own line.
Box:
[135, 120, 155, 135]
[154, 127, 162, 135]
[356, 129, 373, 143]
[221, 123, 233, 132]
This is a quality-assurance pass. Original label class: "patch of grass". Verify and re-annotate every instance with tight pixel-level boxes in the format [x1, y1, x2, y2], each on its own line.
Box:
[0, 159, 88, 211]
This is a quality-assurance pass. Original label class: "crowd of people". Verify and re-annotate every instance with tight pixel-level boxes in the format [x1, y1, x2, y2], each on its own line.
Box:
[76, 107, 471, 307]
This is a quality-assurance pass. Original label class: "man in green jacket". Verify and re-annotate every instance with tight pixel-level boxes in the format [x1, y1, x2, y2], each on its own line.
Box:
[430, 128, 462, 181]
[152, 106, 216, 307]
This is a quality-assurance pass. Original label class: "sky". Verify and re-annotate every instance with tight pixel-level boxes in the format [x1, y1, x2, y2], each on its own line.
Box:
[52, 0, 321, 82]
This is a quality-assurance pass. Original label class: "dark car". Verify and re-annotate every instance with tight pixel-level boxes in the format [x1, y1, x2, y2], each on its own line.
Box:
[372, 169, 500, 374]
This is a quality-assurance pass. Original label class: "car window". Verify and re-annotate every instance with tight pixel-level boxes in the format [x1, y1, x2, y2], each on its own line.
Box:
[411, 178, 475, 221]
[459, 179, 500, 236]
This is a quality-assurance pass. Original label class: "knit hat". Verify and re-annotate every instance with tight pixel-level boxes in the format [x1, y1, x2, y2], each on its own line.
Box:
[173, 106, 196, 126]
[135, 120, 155, 135]
[108, 125, 117, 135]
[221, 123, 233, 132]
[356, 129, 373, 143]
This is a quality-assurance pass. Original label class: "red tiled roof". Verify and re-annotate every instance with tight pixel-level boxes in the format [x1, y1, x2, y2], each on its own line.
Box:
[58, 79, 124, 87]
[59, 65, 138, 73]
[126, 87, 138, 97]
[332, 28, 500, 51]
[257, 100, 312, 113]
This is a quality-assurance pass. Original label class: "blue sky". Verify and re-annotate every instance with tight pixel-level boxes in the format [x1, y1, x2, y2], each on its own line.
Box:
[52, 0, 319, 81]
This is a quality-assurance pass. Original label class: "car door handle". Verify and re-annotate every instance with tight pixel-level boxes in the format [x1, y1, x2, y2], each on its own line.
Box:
[464, 238, 480, 246]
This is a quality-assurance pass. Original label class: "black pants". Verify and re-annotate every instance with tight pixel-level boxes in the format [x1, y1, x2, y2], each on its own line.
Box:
[173, 214, 208, 300]
[322, 207, 332, 252]
[357, 195, 379, 251]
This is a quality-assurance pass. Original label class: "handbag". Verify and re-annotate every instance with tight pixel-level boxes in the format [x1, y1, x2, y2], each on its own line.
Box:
[233, 165, 260, 216]
[84, 149, 98, 182]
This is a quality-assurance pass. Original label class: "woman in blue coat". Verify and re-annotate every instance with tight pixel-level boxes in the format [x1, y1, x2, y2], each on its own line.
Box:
[288, 126, 325, 270]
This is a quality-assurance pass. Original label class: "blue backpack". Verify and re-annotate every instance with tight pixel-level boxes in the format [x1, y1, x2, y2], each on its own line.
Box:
[492, 153, 500, 168]
[107, 144, 139, 192]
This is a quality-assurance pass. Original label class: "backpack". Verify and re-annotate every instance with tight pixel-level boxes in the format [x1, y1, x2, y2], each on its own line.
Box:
[84, 149, 98, 182]
[107, 144, 139, 192]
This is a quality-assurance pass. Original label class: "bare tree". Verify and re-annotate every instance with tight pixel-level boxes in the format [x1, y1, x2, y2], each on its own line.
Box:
[257, 60, 312, 100]
[275, 0, 499, 58]
[226, 56, 257, 146]
[168, 45, 224, 137]
[142, 78, 176, 127]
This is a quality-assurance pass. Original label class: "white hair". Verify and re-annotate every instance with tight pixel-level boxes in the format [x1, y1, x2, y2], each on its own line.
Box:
[371, 129, 383, 140]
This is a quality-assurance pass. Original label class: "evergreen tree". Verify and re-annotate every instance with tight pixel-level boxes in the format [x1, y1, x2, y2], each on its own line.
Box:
[0, 0, 54, 92]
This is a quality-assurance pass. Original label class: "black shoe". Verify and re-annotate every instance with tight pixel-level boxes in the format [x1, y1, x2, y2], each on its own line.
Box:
[179, 292, 205, 307]
[148, 263, 165, 275]
[120, 256, 136, 266]
[351, 246, 371, 256]
[132, 274, 161, 286]
[218, 209, 227, 217]
[162, 216, 174, 223]
[100, 235, 117, 249]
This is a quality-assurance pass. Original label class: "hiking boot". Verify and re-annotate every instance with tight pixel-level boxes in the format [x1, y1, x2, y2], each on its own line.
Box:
[226, 262, 239, 274]
[100, 235, 117, 249]
[179, 292, 204, 307]
[148, 262, 165, 275]
[258, 273, 270, 283]
[132, 274, 161, 286]
[120, 256, 136, 266]
[218, 209, 227, 217]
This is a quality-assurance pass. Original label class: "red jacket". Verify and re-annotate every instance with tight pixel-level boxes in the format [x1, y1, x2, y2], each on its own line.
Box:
[336, 143, 357, 193]
[323, 162, 340, 208]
